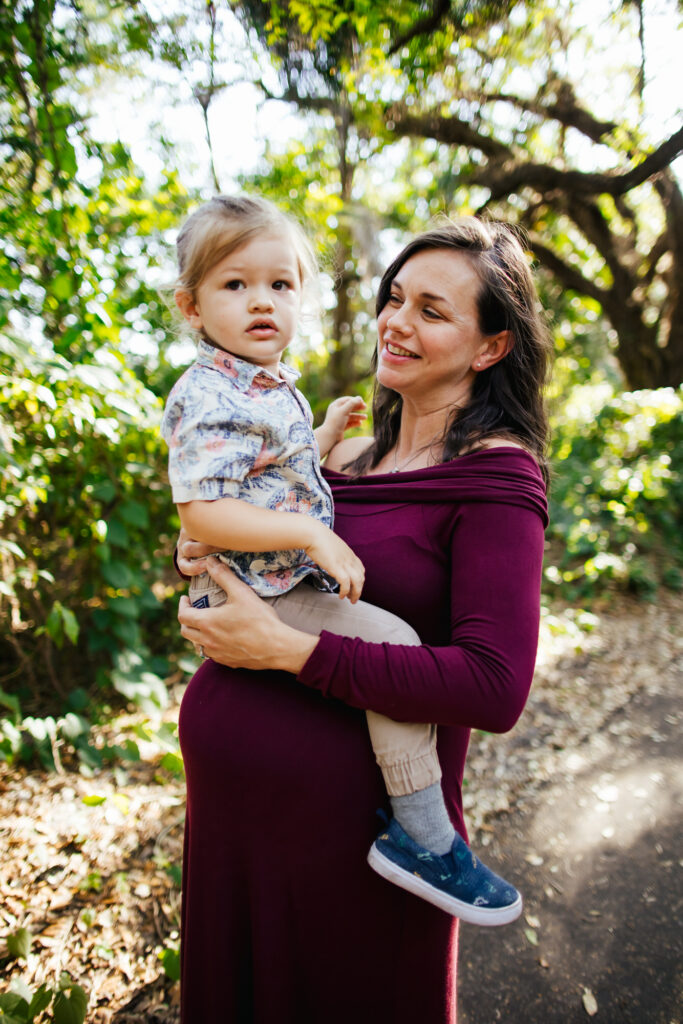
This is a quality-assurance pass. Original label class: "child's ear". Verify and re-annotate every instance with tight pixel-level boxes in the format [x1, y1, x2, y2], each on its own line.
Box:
[175, 288, 202, 329]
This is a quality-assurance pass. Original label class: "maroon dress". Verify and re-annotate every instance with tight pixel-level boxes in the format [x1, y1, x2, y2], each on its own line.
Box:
[178, 449, 548, 1023]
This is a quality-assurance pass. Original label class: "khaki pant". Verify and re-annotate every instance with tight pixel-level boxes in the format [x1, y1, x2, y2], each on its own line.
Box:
[190, 571, 440, 797]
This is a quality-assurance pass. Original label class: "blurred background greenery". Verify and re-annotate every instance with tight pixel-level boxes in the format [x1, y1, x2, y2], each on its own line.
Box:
[1, 0, 681, 768]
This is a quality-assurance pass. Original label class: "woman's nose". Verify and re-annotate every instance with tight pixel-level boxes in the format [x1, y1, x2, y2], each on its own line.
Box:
[386, 305, 411, 334]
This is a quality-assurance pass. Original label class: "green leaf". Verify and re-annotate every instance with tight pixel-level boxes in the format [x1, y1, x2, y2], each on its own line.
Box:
[52, 273, 74, 301]
[108, 595, 139, 618]
[91, 481, 117, 502]
[111, 618, 140, 646]
[60, 605, 79, 645]
[0, 687, 21, 717]
[101, 561, 134, 589]
[105, 519, 129, 547]
[160, 751, 184, 776]
[52, 982, 88, 1024]
[82, 794, 106, 806]
[45, 602, 65, 648]
[27, 983, 53, 1018]
[159, 946, 180, 982]
[118, 500, 149, 528]
[0, 990, 29, 1023]
[7, 926, 32, 959]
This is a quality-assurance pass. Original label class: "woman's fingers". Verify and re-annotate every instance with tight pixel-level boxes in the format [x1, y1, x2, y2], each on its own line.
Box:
[177, 595, 204, 642]
[204, 556, 255, 599]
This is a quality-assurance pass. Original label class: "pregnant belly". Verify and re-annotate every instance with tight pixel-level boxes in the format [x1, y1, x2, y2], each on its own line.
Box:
[179, 661, 387, 848]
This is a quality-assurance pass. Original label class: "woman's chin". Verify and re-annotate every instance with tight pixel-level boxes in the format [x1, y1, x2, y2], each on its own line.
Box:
[377, 363, 410, 393]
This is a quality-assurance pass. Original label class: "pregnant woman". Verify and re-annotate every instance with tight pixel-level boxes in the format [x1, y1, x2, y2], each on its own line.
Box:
[176, 217, 551, 1023]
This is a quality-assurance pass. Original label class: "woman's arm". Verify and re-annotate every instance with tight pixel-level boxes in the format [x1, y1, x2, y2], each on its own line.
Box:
[323, 435, 373, 472]
[178, 500, 545, 736]
[298, 500, 545, 734]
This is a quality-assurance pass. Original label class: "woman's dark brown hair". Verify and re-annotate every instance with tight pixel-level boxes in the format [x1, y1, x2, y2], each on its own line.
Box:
[345, 217, 553, 486]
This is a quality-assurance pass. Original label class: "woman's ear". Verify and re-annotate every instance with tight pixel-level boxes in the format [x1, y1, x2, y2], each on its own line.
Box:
[472, 330, 513, 372]
[175, 288, 202, 329]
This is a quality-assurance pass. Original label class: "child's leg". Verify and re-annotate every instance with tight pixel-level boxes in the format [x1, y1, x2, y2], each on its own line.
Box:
[188, 563, 228, 609]
[271, 583, 522, 926]
[268, 584, 455, 853]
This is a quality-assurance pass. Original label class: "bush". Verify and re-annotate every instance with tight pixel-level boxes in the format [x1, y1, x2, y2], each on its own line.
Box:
[546, 386, 683, 601]
[0, 331, 183, 722]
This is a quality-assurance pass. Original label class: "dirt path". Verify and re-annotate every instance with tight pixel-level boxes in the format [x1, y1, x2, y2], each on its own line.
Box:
[0, 594, 680, 1022]
[458, 594, 682, 1024]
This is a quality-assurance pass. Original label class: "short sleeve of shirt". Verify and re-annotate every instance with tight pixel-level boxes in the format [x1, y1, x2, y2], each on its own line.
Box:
[161, 368, 265, 502]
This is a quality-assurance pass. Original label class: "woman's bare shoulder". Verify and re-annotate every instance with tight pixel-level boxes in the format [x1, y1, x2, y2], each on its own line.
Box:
[324, 435, 373, 472]
[478, 437, 526, 451]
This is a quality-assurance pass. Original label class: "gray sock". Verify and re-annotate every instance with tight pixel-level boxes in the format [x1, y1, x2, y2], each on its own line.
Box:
[390, 782, 456, 855]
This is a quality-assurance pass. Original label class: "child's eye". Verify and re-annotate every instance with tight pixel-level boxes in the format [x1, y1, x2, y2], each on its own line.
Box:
[272, 279, 293, 291]
[224, 279, 244, 290]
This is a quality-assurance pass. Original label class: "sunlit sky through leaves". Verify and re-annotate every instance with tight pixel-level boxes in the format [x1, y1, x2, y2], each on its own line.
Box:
[91, 0, 682, 194]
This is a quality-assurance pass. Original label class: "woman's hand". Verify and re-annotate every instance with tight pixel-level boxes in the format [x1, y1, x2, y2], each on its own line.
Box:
[176, 526, 223, 577]
[177, 557, 319, 674]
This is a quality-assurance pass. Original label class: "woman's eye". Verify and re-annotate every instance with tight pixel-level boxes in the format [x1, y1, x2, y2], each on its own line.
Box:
[423, 307, 441, 319]
[388, 293, 402, 305]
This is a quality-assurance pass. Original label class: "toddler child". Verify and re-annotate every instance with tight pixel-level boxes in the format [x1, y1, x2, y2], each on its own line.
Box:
[161, 194, 522, 925]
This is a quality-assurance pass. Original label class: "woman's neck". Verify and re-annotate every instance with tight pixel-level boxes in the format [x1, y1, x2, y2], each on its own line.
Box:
[396, 398, 458, 458]
[373, 403, 453, 474]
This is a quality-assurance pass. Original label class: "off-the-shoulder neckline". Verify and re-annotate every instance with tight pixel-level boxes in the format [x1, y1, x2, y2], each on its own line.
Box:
[323, 445, 538, 478]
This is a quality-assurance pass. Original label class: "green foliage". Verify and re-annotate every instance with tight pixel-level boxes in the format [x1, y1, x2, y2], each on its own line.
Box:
[158, 942, 181, 982]
[0, 0, 198, 738]
[0, 967, 87, 1024]
[0, 333, 181, 714]
[1, 0, 680, 762]
[546, 387, 683, 600]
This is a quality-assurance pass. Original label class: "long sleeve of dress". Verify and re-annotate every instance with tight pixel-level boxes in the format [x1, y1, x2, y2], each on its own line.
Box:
[297, 495, 545, 734]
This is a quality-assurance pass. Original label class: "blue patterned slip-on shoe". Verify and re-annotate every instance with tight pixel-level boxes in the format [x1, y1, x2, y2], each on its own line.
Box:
[367, 817, 522, 926]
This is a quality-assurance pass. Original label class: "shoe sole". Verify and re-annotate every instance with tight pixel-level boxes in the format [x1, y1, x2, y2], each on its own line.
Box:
[367, 845, 523, 926]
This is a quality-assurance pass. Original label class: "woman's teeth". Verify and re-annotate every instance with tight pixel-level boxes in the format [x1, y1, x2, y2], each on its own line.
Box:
[387, 342, 417, 357]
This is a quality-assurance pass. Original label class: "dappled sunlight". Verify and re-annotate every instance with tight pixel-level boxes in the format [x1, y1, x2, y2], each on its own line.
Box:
[529, 757, 677, 866]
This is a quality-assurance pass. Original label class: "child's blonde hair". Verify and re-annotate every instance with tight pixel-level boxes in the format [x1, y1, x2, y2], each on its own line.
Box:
[175, 194, 318, 298]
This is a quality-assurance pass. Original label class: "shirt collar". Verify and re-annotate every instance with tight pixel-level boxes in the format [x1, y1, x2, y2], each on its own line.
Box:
[195, 337, 300, 391]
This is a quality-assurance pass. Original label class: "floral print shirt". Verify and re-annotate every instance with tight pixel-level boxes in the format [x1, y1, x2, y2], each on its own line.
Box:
[161, 339, 335, 597]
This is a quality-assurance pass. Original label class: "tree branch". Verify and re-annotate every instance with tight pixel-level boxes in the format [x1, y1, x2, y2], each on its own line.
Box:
[388, 107, 511, 159]
[477, 87, 618, 144]
[473, 124, 683, 200]
[529, 239, 607, 306]
[387, 0, 451, 55]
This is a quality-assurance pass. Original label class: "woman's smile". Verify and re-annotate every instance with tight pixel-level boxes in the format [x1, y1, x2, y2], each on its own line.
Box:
[377, 248, 489, 406]
[384, 341, 419, 359]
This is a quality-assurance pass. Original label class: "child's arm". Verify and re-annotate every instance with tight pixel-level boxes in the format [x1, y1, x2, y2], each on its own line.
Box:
[314, 396, 366, 459]
[178, 497, 365, 602]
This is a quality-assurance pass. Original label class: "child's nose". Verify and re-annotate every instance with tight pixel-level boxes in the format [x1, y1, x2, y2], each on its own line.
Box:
[249, 287, 274, 310]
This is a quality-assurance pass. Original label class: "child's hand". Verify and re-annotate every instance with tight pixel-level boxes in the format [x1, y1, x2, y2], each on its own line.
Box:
[177, 527, 223, 577]
[324, 395, 366, 443]
[314, 395, 366, 457]
[304, 520, 365, 603]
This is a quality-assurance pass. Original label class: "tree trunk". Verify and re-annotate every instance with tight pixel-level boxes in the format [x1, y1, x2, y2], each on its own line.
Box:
[322, 103, 360, 399]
